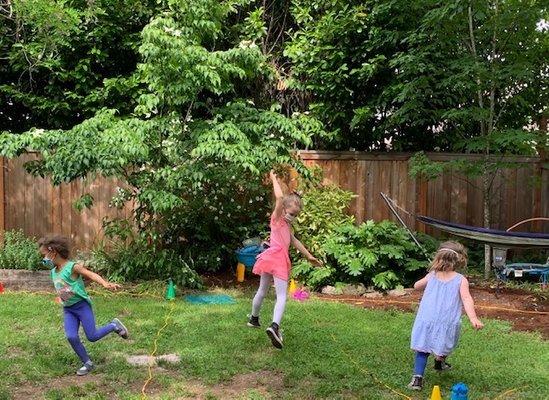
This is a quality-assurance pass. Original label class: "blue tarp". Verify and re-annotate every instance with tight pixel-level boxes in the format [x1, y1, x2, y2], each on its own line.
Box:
[184, 293, 236, 305]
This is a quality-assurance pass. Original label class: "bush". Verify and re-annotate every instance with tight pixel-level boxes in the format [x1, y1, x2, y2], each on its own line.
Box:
[292, 183, 356, 258]
[89, 237, 202, 288]
[0, 230, 41, 270]
[293, 220, 438, 291]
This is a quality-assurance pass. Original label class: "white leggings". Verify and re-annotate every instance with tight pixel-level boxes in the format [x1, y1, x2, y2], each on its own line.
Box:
[251, 273, 288, 325]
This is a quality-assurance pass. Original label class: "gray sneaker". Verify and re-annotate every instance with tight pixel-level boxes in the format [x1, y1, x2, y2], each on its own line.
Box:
[112, 318, 129, 339]
[76, 361, 95, 376]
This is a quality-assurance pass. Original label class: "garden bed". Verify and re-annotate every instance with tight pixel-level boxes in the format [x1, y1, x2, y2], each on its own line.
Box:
[319, 286, 549, 339]
[0, 269, 52, 291]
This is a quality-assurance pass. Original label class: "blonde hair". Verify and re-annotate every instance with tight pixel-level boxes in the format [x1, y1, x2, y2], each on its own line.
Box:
[282, 192, 302, 210]
[429, 241, 467, 272]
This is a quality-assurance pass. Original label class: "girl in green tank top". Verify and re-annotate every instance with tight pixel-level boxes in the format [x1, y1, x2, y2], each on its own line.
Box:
[39, 235, 130, 376]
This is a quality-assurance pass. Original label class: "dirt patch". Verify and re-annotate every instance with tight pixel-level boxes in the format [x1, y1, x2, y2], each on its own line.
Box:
[202, 269, 270, 291]
[126, 353, 181, 367]
[11, 374, 103, 400]
[319, 286, 549, 339]
[160, 370, 285, 400]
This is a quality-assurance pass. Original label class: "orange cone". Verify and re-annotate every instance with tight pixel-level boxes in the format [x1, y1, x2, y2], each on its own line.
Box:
[288, 279, 297, 294]
[0, 281, 4, 293]
[236, 263, 245, 282]
[430, 385, 442, 400]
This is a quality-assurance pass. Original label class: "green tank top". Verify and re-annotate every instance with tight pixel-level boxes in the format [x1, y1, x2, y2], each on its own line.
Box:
[50, 261, 91, 307]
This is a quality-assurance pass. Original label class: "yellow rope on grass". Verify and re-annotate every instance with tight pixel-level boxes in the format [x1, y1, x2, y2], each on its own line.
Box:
[493, 387, 520, 399]
[141, 299, 176, 399]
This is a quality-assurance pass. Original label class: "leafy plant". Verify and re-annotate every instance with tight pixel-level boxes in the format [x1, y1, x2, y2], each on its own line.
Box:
[0, 230, 41, 270]
[89, 238, 202, 288]
[294, 220, 438, 290]
[292, 182, 355, 258]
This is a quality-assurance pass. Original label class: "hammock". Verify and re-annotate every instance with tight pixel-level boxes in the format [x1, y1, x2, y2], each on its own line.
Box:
[417, 215, 549, 248]
[380, 192, 549, 249]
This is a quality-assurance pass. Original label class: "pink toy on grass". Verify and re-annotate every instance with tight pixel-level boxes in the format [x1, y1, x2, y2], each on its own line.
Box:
[292, 288, 310, 301]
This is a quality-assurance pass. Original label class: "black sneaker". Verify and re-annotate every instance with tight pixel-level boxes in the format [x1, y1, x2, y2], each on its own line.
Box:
[266, 322, 283, 349]
[407, 375, 423, 391]
[247, 315, 261, 328]
[434, 359, 452, 371]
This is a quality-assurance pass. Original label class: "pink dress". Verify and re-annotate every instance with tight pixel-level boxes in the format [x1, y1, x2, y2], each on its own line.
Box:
[252, 214, 292, 281]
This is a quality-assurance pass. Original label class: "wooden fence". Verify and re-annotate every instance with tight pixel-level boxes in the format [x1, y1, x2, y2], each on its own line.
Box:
[298, 151, 548, 236]
[0, 154, 132, 251]
[1, 151, 547, 250]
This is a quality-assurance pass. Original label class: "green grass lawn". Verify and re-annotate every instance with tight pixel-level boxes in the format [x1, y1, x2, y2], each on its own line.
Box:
[0, 289, 547, 400]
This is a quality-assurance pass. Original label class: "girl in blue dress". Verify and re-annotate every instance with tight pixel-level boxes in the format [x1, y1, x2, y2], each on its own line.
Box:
[408, 241, 484, 391]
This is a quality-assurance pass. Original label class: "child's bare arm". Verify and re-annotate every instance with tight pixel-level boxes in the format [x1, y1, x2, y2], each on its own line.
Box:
[459, 277, 483, 329]
[291, 234, 323, 267]
[73, 264, 121, 290]
[270, 170, 284, 219]
[413, 273, 431, 290]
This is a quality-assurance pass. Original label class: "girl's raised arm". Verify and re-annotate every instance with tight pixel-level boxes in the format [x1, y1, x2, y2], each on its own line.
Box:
[270, 170, 284, 219]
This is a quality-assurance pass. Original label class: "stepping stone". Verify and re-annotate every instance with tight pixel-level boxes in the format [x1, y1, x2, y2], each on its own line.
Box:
[126, 353, 181, 367]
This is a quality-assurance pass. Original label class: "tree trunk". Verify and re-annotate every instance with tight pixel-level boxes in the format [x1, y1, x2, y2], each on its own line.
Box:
[483, 169, 491, 278]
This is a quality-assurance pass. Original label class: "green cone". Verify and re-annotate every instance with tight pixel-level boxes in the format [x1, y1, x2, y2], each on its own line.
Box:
[166, 279, 176, 300]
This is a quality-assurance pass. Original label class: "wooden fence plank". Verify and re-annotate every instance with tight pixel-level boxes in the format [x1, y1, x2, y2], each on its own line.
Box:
[355, 160, 367, 223]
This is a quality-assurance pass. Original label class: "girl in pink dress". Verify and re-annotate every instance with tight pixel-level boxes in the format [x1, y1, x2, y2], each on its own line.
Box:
[248, 170, 322, 349]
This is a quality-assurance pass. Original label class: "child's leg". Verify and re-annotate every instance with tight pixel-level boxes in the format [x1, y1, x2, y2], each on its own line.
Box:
[434, 354, 452, 370]
[76, 301, 116, 342]
[63, 308, 91, 364]
[272, 277, 288, 325]
[251, 273, 272, 317]
[413, 351, 429, 376]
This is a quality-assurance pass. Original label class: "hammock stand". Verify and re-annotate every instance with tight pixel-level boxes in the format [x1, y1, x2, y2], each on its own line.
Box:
[380, 193, 549, 294]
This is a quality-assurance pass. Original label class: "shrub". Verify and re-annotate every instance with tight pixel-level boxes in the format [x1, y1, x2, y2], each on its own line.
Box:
[89, 237, 202, 288]
[0, 230, 41, 270]
[293, 220, 438, 290]
[292, 183, 356, 258]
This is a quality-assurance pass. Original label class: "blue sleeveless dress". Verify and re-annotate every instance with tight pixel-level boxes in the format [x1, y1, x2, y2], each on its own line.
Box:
[411, 272, 463, 356]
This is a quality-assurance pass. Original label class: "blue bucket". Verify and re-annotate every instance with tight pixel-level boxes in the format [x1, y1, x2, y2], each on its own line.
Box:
[236, 244, 265, 269]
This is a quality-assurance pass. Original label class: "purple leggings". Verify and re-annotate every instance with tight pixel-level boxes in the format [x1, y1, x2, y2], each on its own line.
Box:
[63, 300, 115, 363]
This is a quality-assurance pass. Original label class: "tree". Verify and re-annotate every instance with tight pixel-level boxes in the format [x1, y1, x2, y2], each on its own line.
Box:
[0, 0, 158, 133]
[287, 0, 471, 150]
[403, 0, 547, 277]
[0, 0, 326, 275]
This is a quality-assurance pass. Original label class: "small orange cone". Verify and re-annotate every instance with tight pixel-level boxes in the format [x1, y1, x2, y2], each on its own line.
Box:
[236, 263, 245, 283]
[288, 279, 297, 294]
[430, 385, 442, 400]
[0, 281, 4, 293]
